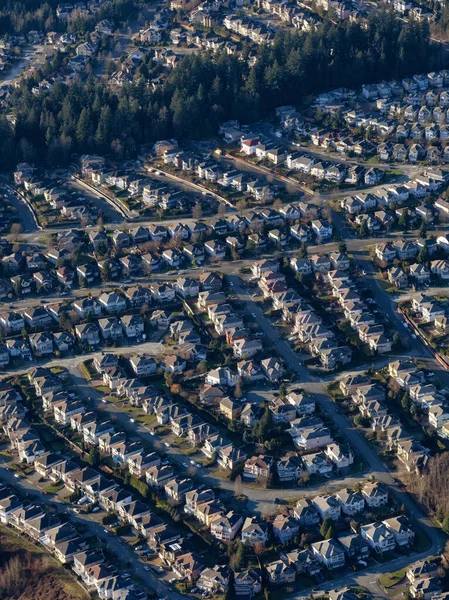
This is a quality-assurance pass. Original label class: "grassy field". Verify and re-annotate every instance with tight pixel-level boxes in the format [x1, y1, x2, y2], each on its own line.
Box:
[0, 524, 89, 600]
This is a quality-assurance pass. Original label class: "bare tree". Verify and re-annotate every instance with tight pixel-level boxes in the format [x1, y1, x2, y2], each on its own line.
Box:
[217, 202, 226, 217]
[234, 474, 243, 497]
[192, 203, 203, 220]
[10, 223, 22, 242]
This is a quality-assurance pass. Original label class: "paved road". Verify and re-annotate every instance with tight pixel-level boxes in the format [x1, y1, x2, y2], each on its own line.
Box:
[0, 182, 40, 233]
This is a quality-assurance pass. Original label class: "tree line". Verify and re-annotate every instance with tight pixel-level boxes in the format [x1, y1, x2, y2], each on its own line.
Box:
[0, 11, 443, 170]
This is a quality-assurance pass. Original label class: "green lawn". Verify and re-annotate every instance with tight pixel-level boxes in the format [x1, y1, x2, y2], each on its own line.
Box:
[44, 481, 65, 494]
[104, 396, 123, 403]
[95, 386, 111, 394]
[379, 568, 405, 588]
[136, 414, 156, 425]
[79, 362, 92, 381]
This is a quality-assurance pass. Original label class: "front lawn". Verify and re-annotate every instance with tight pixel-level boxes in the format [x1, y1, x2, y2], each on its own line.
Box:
[44, 481, 65, 494]
[379, 568, 405, 588]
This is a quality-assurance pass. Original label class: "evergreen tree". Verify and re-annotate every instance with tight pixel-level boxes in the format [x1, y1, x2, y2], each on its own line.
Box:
[398, 209, 410, 231]
[87, 447, 101, 467]
[254, 404, 274, 442]
[297, 243, 308, 259]
[358, 220, 369, 237]
[419, 222, 427, 239]
[401, 393, 410, 410]
[320, 517, 333, 538]
[417, 246, 429, 264]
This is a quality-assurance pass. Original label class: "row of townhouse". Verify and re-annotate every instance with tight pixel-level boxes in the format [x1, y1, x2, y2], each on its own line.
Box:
[0, 478, 194, 593]
[375, 237, 438, 264]
[1, 284, 172, 330]
[289, 252, 350, 277]
[379, 139, 449, 165]
[387, 261, 434, 289]
[0, 274, 216, 342]
[131, 383, 249, 472]
[287, 152, 383, 187]
[90, 164, 195, 209]
[387, 358, 449, 438]
[343, 174, 444, 222]
[252, 258, 351, 370]
[223, 15, 274, 44]
[409, 293, 446, 325]
[163, 149, 277, 203]
[38, 452, 183, 551]
[306, 79, 449, 163]
[29, 402, 195, 557]
[3, 415, 45, 464]
[349, 362, 433, 471]
[405, 559, 445, 600]
[362, 71, 449, 100]
[387, 249, 449, 288]
[327, 271, 393, 354]
[290, 275, 353, 369]
[2, 313, 146, 362]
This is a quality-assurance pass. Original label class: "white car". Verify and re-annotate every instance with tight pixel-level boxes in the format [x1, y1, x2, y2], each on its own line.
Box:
[130, 418, 135, 423]
[164, 442, 171, 448]
[14, 473, 20, 479]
